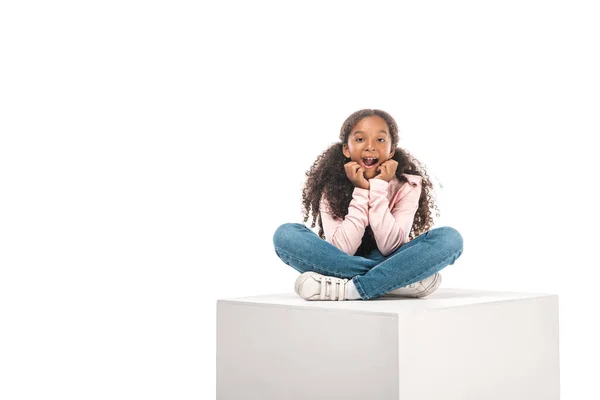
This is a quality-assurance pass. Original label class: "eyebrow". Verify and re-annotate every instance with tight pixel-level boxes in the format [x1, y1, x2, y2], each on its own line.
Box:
[352, 130, 389, 135]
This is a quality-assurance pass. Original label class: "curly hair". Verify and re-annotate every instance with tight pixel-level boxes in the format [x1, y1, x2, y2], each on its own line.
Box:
[301, 109, 439, 255]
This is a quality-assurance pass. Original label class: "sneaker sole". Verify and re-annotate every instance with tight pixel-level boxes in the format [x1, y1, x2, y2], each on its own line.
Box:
[413, 272, 442, 298]
[385, 273, 442, 298]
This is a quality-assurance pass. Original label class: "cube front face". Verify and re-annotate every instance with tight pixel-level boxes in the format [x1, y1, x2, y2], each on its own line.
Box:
[397, 296, 560, 400]
[217, 301, 399, 400]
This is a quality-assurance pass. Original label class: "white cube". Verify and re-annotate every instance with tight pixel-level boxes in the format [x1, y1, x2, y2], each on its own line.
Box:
[217, 288, 560, 400]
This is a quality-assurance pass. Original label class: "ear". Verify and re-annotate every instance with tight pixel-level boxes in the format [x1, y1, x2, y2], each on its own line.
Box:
[342, 144, 350, 159]
[388, 149, 395, 159]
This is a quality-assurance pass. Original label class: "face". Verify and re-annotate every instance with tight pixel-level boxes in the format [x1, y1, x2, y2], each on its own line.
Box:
[342, 116, 395, 180]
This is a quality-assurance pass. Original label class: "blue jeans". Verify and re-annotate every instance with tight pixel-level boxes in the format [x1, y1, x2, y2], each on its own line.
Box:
[273, 223, 464, 300]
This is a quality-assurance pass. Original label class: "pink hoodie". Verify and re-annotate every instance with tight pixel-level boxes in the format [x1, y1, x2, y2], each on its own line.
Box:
[319, 174, 423, 256]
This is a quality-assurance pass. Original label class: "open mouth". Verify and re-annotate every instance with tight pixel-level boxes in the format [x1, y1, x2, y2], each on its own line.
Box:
[362, 157, 379, 168]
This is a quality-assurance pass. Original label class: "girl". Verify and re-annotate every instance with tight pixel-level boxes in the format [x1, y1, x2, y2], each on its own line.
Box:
[272, 109, 463, 301]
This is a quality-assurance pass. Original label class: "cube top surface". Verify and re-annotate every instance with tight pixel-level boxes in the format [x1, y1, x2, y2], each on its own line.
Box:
[218, 288, 556, 316]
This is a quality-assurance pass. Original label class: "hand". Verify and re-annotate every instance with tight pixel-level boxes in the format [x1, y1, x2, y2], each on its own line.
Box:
[374, 159, 398, 182]
[344, 161, 370, 190]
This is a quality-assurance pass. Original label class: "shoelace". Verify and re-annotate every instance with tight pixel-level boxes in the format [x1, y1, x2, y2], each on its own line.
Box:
[318, 276, 348, 301]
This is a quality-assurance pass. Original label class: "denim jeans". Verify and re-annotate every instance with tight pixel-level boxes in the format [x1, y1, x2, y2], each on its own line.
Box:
[273, 223, 463, 300]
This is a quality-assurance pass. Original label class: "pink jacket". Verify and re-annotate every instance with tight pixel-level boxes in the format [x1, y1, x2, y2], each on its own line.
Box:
[319, 174, 423, 257]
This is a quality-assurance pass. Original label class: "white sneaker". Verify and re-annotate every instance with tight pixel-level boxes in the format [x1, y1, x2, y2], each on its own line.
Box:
[384, 273, 442, 298]
[295, 271, 349, 301]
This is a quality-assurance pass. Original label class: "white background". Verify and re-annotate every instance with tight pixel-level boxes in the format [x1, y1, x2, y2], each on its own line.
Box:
[1, 1, 598, 399]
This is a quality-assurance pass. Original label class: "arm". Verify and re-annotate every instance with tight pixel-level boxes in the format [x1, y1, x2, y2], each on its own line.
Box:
[367, 175, 422, 256]
[320, 188, 370, 256]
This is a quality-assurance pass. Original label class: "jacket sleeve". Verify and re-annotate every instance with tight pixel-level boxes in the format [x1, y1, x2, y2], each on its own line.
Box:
[367, 175, 422, 256]
[320, 187, 370, 256]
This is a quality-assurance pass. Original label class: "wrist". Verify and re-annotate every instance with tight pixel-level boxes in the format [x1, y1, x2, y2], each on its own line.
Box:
[373, 175, 392, 182]
[371, 177, 391, 186]
[353, 186, 369, 196]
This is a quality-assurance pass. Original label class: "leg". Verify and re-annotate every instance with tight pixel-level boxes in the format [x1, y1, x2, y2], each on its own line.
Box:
[353, 226, 464, 300]
[273, 223, 378, 278]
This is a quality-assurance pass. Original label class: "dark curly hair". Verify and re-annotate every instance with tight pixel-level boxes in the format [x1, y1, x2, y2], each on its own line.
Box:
[301, 109, 440, 256]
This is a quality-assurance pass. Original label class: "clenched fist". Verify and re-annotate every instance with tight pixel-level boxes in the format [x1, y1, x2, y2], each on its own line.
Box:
[374, 159, 398, 182]
[344, 161, 370, 190]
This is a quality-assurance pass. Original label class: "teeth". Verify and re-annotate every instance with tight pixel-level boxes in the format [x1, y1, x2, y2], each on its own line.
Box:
[362, 157, 379, 166]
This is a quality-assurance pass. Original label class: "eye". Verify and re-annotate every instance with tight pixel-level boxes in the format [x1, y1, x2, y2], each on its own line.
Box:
[377, 138, 386, 142]
[356, 137, 364, 142]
